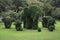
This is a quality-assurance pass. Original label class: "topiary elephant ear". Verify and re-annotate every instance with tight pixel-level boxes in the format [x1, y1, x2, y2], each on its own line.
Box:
[29, 5, 41, 20]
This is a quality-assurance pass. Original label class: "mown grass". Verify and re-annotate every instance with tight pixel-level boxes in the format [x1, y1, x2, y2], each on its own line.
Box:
[0, 21, 60, 40]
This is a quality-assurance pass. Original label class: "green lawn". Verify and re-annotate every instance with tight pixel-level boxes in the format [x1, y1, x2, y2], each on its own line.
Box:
[0, 21, 60, 40]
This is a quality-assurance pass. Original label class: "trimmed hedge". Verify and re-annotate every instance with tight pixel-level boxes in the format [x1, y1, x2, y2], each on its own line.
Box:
[14, 19, 22, 31]
[2, 17, 12, 29]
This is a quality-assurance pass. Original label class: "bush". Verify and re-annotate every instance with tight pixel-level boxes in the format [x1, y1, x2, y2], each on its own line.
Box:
[48, 25, 54, 32]
[38, 27, 41, 32]
[2, 16, 12, 29]
[2, 11, 17, 29]
[42, 16, 56, 28]
[14, 19, 22, 31]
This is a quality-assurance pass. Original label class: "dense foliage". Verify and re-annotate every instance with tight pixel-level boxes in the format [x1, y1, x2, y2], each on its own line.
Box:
[0, 0, 59, 31]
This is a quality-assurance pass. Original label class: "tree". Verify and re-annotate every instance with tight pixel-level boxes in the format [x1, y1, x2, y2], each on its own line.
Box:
[50, 0, 60, 7]
[12, 0, 27, 13]
[51, 8, 60, 20]
[43, 2, 53, 16]
[0, 1, 6, 13]
[38, 0, 53, 16]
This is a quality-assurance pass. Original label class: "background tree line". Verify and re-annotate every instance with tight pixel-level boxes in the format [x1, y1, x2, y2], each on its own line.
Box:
[0, 0, 60, 30]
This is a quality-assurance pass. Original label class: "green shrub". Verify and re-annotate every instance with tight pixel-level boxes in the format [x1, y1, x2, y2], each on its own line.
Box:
[2, 16, 12, 29]
[42, 16, 56, 28]
[38, 27, 41, 32]
[48, 25, 54, 32]
[14, 19, 22, 31]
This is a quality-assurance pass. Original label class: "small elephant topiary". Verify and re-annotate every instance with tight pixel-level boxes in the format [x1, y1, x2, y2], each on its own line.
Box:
[2, 17, 12, 29]
[14, 19, 23, 31]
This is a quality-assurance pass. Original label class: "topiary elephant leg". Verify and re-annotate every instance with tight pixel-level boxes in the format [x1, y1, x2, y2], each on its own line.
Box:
[25, 17, 33, 29]
[32, 20, 38, 29]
